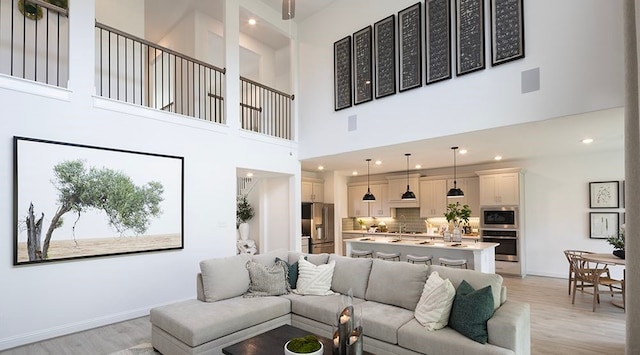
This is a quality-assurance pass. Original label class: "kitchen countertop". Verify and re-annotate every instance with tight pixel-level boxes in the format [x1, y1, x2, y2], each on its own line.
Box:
[344, 237, 496, 250]
[342, 230, 480, 240]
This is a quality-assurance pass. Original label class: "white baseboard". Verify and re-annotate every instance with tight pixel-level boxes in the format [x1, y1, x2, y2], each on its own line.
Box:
[0, 298, 191, 351]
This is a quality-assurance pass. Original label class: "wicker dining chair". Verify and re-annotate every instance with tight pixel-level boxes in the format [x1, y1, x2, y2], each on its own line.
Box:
[563, 250, 596, 295]
[569, 255, 624, 312]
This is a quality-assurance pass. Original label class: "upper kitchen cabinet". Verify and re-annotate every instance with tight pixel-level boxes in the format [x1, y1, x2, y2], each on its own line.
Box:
[369, 183, 391, 217]
[348, 184, 369, 217]
[476, 169, 522, 206]
[387, 174, 420, 208]
[419, 179, 447, 217]
[446, 177, 480, 216]
[302, 178, 324, 203]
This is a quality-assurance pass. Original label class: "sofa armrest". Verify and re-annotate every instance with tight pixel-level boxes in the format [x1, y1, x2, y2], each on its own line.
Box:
[487, 300, 530, 355]
[196, 273, 205, 301]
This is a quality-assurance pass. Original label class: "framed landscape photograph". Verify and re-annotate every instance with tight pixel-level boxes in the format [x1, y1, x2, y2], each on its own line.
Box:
[14, 136, 184, 265]
[589, 181, 619, 208]
[589, 212, 619, 239]
[398, 2, 422, 92]
[334, 36, 353, 111]
[425, 0, 452, 84]
[353, 25, 373, 105]
[455, 0, 485, 76]
[490, 0, 525, 66]
[374, 15, 396, 99]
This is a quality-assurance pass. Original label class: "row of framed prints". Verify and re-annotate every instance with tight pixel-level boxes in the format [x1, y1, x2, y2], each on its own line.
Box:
[588, 181, 624, 239]
[334, 0, 525, 111]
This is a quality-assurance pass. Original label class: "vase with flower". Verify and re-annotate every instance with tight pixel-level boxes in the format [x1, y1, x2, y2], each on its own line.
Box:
[444, 202, 471, 243]
[607, 224, 625, 259]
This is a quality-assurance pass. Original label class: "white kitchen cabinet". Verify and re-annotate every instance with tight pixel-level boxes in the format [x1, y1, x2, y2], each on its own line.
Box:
[386, 174, 420, 207]
[478, 172, 520, 206]
[447, 177, 480, 216]
[419, 179, 447, 217]
[302, 179, 324, 202]
[348, 185, 369, 217]
[369, 183, 391, 217]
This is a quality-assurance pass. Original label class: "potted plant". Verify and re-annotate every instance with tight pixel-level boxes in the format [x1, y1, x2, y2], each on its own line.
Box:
[236, 194, 254, 241]
[284, 334, 323, 355]
[607, 224, 625, 259]
[444, 202, 471, 228]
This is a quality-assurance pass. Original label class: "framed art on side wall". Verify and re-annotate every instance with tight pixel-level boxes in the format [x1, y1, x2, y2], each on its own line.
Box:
[589, 212, 619, 239]
[353, 25, 373, 105]
[14, 136, 184, 265]
[398, 2, 422, 91]
[589, 181, 619, 208]
[334, 36, 353, 111]
[425, 0, 452, 84]
[490, 0, 525, 66]
[374, 15, 396, 98]
[455, 0, 485, 76]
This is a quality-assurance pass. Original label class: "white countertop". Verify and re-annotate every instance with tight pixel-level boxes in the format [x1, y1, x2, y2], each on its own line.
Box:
[343, 230, 481, 240]
[344, 237, 497, 251]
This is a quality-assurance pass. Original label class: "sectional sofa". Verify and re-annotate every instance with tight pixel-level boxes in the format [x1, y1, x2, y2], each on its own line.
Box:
[149, 250, 530, 355]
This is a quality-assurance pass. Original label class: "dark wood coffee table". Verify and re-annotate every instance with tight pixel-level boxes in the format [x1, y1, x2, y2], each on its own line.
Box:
[221, 324, 374, 355]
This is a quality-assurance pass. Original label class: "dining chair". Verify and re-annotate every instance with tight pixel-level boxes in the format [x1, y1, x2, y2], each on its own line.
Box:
[563, 250, 595, 295]
[570, 255, 624, 312]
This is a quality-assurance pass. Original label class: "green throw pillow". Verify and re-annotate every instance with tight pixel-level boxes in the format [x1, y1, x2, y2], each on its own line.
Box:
[275, 257, 305, 289]
[448, 280, 494, 344]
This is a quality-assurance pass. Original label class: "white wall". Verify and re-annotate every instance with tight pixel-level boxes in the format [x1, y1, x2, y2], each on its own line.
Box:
[296, 0, 624, 160]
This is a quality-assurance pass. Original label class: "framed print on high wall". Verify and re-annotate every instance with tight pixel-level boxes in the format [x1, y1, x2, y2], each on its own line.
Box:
[398, 2, 422, 92]
[374, 15, 396, 99]
[425, 0, 452, 84]
[334, 36, 352, 111]
[455, 0, 485, 76]
[14, 136, 184, 265]
[353, 26, 373, 105]
[589, 212, 619, 239]
[589, 181, 619, 208]
[490, 0, 525, 66]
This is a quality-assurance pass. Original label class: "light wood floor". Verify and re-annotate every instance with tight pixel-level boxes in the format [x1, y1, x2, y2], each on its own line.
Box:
[0, 275, 625, 355]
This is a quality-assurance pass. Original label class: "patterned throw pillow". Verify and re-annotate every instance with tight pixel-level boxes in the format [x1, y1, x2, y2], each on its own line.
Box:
[243, 260, 290, 297]
[414, 271, 456, 330]
[276, 256, 305, 289]
[294, 256, 335, 296]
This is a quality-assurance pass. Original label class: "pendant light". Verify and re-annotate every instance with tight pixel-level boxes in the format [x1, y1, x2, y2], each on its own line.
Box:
[447, 146, 465, 198]
[401, 153, 416, 200]
[362, 159, 376, 202]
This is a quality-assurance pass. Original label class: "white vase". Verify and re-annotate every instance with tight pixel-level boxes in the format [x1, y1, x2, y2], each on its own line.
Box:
[238, 222, 250, 241]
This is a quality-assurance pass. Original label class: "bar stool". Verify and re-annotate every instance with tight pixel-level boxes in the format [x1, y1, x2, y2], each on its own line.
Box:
[351, 249, 373, 258]
[407, 254, 433, 265]
[439, 257, 468, 269]
[376, 251, 401, 261]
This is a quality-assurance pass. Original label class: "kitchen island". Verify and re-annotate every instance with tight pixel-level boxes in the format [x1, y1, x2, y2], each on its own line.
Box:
[344, 237, 498, 273]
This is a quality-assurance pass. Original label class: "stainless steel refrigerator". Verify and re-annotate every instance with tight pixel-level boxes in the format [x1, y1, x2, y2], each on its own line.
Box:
[301, 202, 335, 254]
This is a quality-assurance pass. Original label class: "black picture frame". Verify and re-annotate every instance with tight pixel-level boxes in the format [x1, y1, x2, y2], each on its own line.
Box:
[14, 136, 184, 265]
[334, 36, 353, 111]
[353, 26, 373, 105]
[455, 0, 485, 76]
[374, 15, 396, 99]
[398, 2, 423, 92]
[425, 0, 452, 84]
[589, 212, 619, 239]
[589, 181, 620, 208]
[490, 0, 525, 66]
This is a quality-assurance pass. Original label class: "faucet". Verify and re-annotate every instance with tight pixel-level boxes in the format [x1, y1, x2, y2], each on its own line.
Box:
[399, 215, 407, 239]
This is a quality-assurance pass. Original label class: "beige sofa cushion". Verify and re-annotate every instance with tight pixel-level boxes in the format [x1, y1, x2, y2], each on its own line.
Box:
[365, 259, 429, 310]
[428, 265, 504, 310]
[328, 254, 373, 299]
[251, 249, 289, 267]
[200, 254, 251, 302]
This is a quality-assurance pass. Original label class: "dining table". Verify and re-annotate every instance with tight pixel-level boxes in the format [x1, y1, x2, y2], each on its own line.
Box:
[581, 253, 625, 309]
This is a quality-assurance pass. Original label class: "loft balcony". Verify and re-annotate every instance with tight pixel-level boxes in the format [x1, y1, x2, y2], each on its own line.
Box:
[1, 0, 294, 141]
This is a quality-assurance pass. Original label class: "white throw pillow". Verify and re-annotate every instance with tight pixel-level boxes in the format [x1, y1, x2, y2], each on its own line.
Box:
[414, 271, 456, 330]
[294, 256, 336, 296]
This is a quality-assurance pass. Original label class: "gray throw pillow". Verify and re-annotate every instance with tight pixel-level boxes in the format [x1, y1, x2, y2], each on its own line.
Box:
[244, 260, 290, 297]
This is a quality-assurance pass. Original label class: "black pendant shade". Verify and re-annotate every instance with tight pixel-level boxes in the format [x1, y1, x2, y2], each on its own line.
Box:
[447, 146, 464, 198]
[362, 159, 376, 202]
[401, 153, 416, 200]
[282, 0, 295, 19]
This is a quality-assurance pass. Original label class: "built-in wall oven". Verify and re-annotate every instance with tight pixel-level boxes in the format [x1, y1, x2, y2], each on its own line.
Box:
[482, 230, 519, 262]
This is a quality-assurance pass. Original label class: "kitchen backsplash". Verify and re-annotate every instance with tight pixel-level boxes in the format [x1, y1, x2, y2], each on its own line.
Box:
[342, 208, 480, 233]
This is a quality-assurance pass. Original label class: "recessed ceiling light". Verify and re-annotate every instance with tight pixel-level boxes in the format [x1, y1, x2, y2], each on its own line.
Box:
[352, 171, 358, 175]
[317, 165, 324, 170]
[459, 149, 468, 154]
[582, 138, 594, 144]
[246, 172, 253, 177]
[415, 164, 422, 169]
[494, 155, 503, 161]
[375, 160, 382, 165]
[248, 18, 257, 25]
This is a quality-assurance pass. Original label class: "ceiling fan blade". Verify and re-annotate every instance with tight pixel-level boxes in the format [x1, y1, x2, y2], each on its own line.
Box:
[282, 0, 295, 20]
